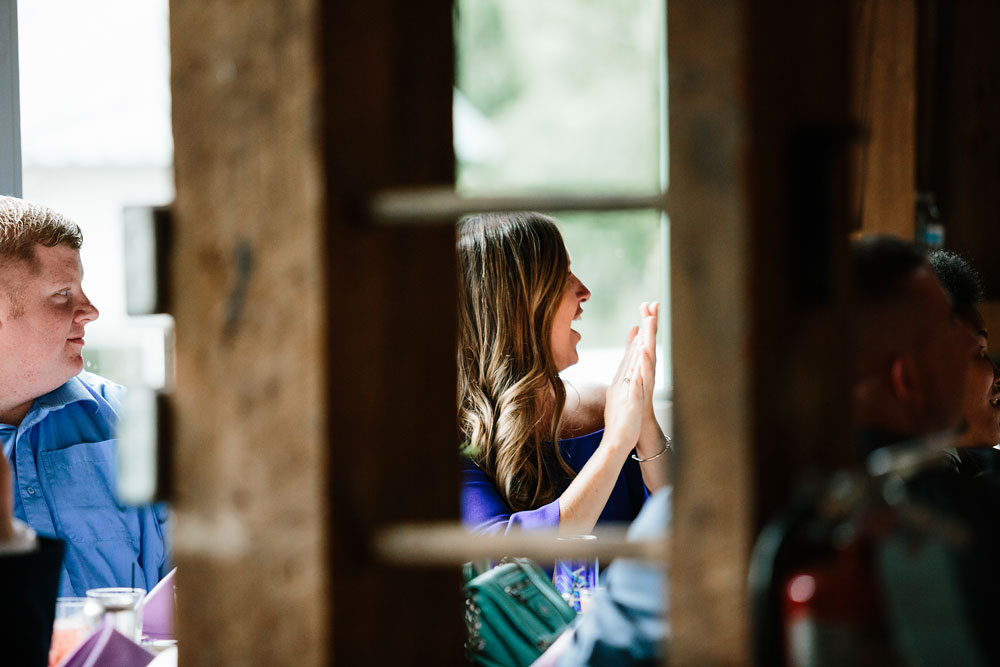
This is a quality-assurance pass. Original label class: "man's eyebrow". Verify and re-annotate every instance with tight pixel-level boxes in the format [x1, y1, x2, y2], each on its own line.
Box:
[47, 271, 80, 283]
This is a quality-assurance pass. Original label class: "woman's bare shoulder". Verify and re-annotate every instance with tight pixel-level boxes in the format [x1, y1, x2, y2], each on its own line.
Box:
[560, 381, 606, 437]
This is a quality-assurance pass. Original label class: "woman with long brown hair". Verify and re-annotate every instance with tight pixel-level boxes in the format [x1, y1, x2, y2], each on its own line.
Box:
[459, 212, 668, 535]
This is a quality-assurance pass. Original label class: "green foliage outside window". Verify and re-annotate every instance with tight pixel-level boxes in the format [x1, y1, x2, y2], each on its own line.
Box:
[455, 0, 664, 352]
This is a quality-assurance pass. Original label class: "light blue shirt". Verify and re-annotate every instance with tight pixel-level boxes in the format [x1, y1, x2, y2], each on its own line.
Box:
[558, 487, 671, 666]
[1, 371, 170, 596]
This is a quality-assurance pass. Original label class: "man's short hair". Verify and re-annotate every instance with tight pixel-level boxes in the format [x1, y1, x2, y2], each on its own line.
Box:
[850, 235, 931, 382]
[851, 235, 928, 308]
[0, 196, 83, 318]
[0, 196, 83, 265]
[928, 249, 984, 315]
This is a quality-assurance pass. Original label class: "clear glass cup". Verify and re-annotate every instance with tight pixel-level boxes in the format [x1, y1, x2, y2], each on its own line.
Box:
[553, 535, 599, 612]
[85, 587, 146, 642]
[49, 597, 100, 667]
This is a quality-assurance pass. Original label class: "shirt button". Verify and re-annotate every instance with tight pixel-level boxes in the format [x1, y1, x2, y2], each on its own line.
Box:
[26, 486, 35, 495]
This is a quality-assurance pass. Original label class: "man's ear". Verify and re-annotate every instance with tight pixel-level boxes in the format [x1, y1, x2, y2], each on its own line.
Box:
[889, 355, 922, 404]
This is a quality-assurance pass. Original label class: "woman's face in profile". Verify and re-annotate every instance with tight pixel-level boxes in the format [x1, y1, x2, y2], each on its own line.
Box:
[958, 309, 1000, 447]
[551, 270, 591, 372]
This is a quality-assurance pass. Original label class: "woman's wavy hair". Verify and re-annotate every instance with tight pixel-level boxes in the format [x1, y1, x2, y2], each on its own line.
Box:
[457, 212, 576, 511]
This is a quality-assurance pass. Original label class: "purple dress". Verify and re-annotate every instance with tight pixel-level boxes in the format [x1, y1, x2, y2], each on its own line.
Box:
[460, 429, 649, 534]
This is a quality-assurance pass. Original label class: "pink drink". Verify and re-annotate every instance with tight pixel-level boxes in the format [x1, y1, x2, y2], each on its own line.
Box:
[48, 621, 90, 667]
[49, 597, 98, 667]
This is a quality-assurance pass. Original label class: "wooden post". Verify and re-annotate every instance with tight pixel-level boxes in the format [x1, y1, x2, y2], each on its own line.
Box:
[668, 2, 854, 662]
[169, 0, 329, 663]
[668, 2, 753, 661]
[170, 0, 459, 663]
[851, 0, 917, 238]
[319, 1, 461, 663]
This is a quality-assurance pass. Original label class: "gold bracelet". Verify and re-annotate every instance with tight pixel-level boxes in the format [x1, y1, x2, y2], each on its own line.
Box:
[631, 436, 672, 463]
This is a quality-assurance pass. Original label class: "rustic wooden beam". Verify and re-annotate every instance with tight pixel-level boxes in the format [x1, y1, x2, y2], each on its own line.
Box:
[373, 523, 668, 566]
[669, 1, 854, 663]
[369, 187, 666, 225]
[169, 1, 329, 663]
[851, 0, 917, 238]
[668, 2, 754, 662]
[320, 0, 461, 664]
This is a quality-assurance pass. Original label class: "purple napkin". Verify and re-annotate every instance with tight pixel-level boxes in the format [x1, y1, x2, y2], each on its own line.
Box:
[58, 622, 154, 667]
[142, 567, 177, 640]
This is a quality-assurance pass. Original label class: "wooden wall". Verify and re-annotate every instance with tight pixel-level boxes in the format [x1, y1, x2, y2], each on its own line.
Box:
[164, 0, 987, 663]
[918, 1, 1000, 338]
[920, 1, 1000, 295]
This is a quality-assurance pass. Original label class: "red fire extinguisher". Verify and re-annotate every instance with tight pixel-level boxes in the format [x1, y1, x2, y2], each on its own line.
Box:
[781, 530, 899, 667]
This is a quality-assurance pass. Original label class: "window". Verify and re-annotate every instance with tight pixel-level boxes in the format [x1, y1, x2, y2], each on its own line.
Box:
[454, 0, 670, 412]
[17, 0, 173, 388]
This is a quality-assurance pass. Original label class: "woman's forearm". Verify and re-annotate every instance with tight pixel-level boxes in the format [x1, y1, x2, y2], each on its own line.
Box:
[635, 418, 669, 492]
[558, 323, 650, 534]
[557, 432, 633, 535]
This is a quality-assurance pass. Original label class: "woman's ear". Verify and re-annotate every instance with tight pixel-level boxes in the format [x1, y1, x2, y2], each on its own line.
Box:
[889, 355, 922, 405]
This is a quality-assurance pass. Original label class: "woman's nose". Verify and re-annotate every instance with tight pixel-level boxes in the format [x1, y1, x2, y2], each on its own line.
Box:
[577, 279, 591, 302]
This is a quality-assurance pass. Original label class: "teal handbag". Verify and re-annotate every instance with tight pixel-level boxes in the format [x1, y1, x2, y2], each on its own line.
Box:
[463, 558, 577, 667]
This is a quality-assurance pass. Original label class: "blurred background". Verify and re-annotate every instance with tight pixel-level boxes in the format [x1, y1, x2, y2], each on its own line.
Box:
[17, 0, 668, 394]
[17, 0, 173, 388]
[454, 0, 669, 391]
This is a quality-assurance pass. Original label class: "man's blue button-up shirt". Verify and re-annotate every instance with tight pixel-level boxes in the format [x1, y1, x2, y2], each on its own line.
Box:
[1, 371, 170, 596]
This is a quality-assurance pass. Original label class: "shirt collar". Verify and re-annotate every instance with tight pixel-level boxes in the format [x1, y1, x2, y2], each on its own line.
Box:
[19, 374, 100, 432]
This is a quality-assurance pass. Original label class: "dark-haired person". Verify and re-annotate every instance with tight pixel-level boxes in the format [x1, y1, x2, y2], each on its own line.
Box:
[851, 236, 1000, 662]
[458, 212, 668, 536]
[929, 250, 1000, 477]
[851, 237, 978, 454]
[0, 196, 169, 597]
[554, 238, 998, 666]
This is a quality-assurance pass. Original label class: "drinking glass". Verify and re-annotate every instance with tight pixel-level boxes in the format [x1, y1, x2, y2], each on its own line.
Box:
[85, 587, 146, 642]
[49, 597, 100, 667]
[553, 535, 599, 612]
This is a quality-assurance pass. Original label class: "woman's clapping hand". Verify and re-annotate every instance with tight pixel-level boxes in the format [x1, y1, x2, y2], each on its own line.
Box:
[557, 301, 668, 534]
[604, 306, 657, 455]
[636, 301, 659, 421]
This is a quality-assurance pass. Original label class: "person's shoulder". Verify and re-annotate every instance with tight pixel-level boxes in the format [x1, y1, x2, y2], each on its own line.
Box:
[561, 381, 606, 437]
[957, 446, 1000, 477]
